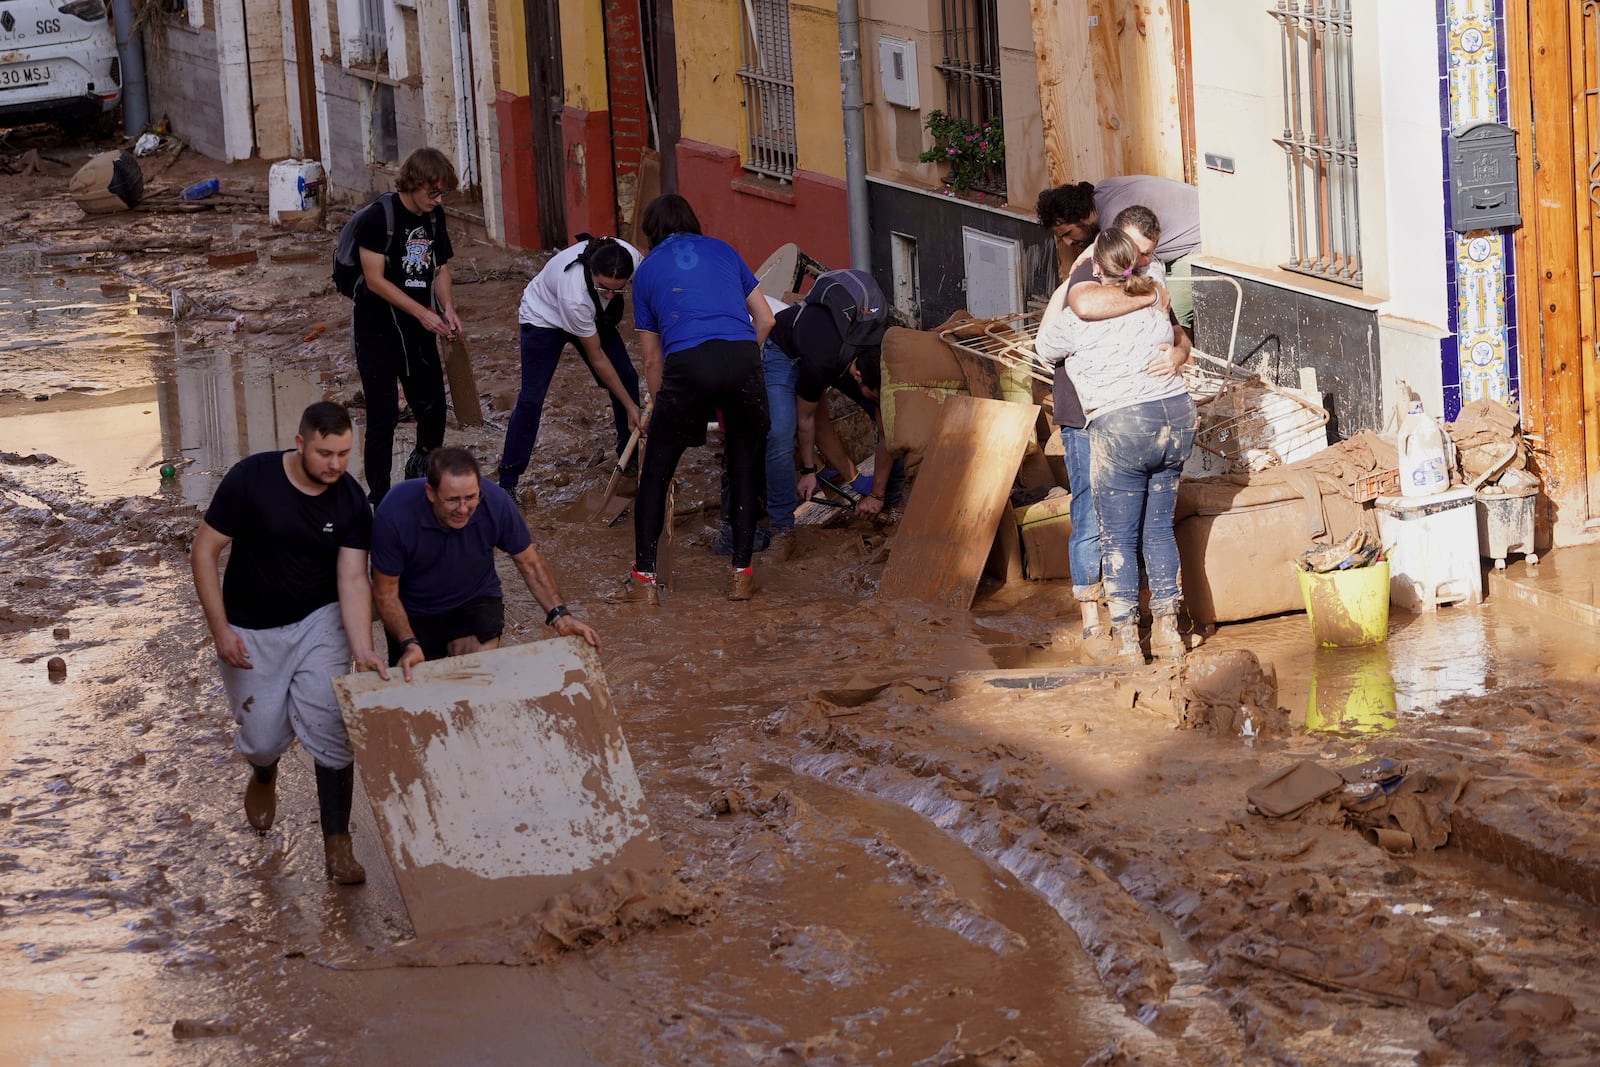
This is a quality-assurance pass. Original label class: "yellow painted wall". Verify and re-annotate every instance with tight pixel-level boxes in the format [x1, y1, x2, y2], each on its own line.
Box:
[497, 0, 526, 97]
[792, 0, 844, 178]
[675, 0, 745, 151]
[562, 0, 608, 111]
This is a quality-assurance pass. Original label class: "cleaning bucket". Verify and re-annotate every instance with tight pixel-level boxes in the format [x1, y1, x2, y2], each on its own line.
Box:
[1297, 562, 1390, 647]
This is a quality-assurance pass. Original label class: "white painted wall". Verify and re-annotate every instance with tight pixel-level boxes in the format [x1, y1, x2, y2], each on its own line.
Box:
[214, 0, 257, 161]
[1189, 0, 1451, 421]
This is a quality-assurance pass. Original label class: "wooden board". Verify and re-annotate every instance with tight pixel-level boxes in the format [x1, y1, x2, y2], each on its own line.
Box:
[333, 637, 663, 937]
[441, 336, 483, 428]
[877, 395, 1040, 609]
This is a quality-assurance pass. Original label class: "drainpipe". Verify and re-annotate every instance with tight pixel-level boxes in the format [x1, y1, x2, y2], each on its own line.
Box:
[836, 0, 869, 271]
[112, 0, 149, 134]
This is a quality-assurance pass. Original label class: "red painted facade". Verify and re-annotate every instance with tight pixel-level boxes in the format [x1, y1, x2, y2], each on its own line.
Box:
[495, 90, 541, 250]
[674, 139, 850, 275]
[602, 0, 649, 181]
[562, 105, 616, 243]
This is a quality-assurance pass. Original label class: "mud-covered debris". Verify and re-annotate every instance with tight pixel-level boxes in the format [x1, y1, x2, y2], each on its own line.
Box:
[46, 656, 66, 679]
[171, 1015, 241, 1039]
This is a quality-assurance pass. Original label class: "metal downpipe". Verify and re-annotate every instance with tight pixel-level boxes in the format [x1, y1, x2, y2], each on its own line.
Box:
[112, 0, 149, 134]
[837, 0, 870, 271]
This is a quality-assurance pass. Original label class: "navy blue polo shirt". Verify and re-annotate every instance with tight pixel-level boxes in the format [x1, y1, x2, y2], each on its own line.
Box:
[370, 477, 533, 617]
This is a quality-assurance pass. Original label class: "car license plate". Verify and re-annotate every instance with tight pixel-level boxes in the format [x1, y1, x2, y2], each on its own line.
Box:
[0, 66, 52, 90]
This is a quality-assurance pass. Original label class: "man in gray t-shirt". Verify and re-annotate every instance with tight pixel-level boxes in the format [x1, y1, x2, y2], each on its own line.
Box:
[1036, 175, 1201, 327]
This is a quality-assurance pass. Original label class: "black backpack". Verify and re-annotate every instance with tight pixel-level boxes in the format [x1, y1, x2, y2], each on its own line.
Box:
[332, 192, 397, 299]
[803, 269, 889, 354]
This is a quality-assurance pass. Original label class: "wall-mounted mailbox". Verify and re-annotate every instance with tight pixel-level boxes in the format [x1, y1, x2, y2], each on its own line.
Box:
[1448, 122, 1521, 232]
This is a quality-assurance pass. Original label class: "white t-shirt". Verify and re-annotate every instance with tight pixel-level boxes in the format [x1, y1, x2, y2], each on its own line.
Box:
[517, 238, 644, 336]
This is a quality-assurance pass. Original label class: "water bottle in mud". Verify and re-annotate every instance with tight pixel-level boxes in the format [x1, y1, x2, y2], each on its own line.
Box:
[181, 178, 221, 201]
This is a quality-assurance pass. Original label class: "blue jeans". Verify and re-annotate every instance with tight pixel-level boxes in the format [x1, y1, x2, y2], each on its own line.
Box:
[496, 323, 640, 490]
[762, 340, 798, 531]
[1060, 425, 1100, 600]
[1088, 394, 1197, 624]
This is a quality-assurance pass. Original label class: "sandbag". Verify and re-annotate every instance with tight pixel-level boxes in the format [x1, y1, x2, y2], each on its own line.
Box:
[70, 150, 145, 214]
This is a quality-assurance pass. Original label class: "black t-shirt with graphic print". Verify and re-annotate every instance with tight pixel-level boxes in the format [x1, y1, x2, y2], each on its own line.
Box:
[350, 194, 455, 335]
[203, 450, 373, 631]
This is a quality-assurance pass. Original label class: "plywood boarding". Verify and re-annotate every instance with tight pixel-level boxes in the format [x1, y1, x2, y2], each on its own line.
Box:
[333, 637, 663, 937]
[878, 394, 1040, 609]
[1031, 0, 1187, 185]
[442, 337, 483, 428]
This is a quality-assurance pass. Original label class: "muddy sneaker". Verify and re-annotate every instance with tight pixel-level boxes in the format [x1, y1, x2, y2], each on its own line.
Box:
[728, 565, 754, 601]
[766, 528, 796, 562]
[606, 569, 662, 606]
[323, 833, 367, 885]
[403, 447, 431, 480]
[1150, 614, 1186, 661]
[244, 768, 276, 833]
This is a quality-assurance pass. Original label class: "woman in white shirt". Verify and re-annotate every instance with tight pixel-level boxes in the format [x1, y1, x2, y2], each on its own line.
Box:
[494, 236, 644, 497]
[1035, 227, 1196, 665]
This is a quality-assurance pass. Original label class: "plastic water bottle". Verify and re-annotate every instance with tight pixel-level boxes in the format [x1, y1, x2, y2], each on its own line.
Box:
[1398, 401, 1449, 497]
[181, 178, 220, 201]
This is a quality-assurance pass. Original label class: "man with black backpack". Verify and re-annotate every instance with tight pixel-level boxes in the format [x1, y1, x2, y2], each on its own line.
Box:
[336, 147, 463, 507]
[764, 269, 898, 531]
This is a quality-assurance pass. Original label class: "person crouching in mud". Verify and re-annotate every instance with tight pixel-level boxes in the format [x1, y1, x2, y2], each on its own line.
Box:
[190, 401, 389, 885]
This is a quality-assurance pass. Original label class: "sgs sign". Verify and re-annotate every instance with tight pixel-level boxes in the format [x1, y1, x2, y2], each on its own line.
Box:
[37, 18, 62, 33]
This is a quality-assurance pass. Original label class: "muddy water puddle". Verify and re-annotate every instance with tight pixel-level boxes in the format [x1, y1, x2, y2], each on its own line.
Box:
[0, 270, 346, 505]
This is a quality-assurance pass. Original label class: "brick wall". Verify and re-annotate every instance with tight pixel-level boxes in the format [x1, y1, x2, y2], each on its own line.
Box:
[603, 0, 648, 233]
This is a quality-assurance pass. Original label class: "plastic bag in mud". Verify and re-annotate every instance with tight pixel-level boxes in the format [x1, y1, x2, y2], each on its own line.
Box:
[69, 150, 146, 215]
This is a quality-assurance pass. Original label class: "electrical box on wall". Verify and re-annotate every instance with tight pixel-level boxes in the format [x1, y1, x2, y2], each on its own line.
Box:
[879, 37, 918, 109]
[1448, 122, 1521, 232]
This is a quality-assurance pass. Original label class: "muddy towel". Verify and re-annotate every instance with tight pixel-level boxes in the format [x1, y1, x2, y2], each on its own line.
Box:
[1342, 758, 1470, 850]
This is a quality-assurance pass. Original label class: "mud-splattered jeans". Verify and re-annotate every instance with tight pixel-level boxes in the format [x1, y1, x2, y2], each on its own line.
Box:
[1059, 425, 1100, 599]
[1088, 393, 1196, 624]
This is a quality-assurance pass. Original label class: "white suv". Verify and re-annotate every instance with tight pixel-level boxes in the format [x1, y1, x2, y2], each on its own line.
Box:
[0, 0, 122, 133]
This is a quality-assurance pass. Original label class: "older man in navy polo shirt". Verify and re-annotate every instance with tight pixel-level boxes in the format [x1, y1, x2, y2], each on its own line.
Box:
[371, 447, 599, 681]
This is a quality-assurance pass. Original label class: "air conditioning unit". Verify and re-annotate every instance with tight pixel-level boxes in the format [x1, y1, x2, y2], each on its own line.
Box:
[879, 36, 918, 109]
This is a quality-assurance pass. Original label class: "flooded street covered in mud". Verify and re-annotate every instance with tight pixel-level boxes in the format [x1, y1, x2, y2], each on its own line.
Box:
[4, 156, 1600, 1066]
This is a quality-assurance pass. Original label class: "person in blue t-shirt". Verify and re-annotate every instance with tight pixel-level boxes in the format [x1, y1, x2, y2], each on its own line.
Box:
[620, 194, 774, 604]
[371, 447, 599, 681]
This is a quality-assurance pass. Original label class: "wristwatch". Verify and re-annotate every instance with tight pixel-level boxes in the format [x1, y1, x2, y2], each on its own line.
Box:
[398, 636, 421, 651]
[798, 465, 819, 475]
[545, 604, 572, 627]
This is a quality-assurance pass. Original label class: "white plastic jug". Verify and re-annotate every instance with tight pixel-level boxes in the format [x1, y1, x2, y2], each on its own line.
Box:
[1398, 401, 1450, 497]
[268, 159, 324, 223]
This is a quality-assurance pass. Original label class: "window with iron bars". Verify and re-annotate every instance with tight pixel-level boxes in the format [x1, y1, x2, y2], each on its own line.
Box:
[738, 0, 797, 181]
[1271, 0, 1361, 286]
[934, 0, 1005, 196]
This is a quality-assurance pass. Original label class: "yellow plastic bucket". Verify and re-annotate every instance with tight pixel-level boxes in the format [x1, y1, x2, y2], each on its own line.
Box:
[1297, 562, 1390, 647]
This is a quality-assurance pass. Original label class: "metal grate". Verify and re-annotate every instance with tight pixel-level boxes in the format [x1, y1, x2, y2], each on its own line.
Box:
[1271, 0, 1361, 286]
[738, 0, 797, 180]
[354, 0, 387, 66]
[935, 0, 1005, 195]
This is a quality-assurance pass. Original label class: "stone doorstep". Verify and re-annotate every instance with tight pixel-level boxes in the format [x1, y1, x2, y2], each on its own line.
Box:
[1488, 567, 1600, 628]
[1450, 806, 1600, 908]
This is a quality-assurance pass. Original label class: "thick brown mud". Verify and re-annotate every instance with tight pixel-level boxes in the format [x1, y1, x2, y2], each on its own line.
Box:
[3, 147, 1600, 1065]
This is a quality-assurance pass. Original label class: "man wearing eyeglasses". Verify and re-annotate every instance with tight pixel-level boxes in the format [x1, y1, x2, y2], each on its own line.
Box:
[351, 146, 464, 507]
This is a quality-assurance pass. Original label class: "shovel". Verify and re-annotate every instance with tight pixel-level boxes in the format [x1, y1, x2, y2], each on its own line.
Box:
[566, 428, 641, 525]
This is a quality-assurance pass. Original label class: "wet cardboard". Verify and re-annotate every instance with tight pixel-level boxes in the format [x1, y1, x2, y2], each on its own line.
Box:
[333, 637, 663, 937]
[879, 394, 1040, 609]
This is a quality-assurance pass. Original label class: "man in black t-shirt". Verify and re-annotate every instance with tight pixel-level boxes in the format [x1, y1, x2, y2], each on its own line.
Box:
[191, 402, 389, 885]
[352, 147, 463, 507]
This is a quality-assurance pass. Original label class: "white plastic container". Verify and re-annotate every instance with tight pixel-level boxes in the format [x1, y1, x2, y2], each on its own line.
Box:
[1398, 401, 1450, 497]
[1376, 487, 1482, 612]
[268, 159, 324, 223]
[1475, 486, 1537, 569]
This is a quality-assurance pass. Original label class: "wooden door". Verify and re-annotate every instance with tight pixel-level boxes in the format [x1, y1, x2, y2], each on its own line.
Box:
[523, 0, 567, 249]
[1507, 0, 1599, 536]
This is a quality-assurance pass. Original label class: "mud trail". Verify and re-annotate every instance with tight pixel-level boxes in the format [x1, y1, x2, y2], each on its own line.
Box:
[3, 146, 1600, 1065]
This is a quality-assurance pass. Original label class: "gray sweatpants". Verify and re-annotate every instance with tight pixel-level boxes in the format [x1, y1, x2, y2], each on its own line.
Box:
[220, 601, 353, 768]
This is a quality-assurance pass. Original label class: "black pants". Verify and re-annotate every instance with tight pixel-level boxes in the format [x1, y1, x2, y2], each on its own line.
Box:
[354, 321, 447, 505]
[385, 597, 505, 664]
[635, 339, 768, 572]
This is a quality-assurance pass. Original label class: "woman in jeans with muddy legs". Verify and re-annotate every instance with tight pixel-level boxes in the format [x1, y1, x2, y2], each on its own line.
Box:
[1036, 227, 1195, 664]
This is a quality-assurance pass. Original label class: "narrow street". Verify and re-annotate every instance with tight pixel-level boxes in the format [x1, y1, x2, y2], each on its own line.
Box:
[2, 147, 1599, 1066]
